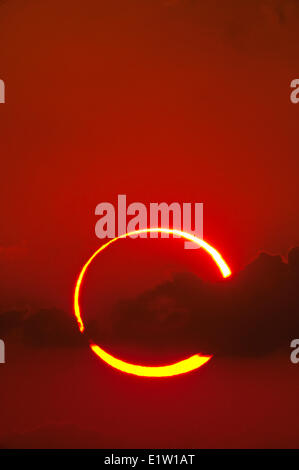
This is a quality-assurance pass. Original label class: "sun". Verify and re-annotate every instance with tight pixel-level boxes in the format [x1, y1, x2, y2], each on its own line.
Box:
[73, 228, 231, 377]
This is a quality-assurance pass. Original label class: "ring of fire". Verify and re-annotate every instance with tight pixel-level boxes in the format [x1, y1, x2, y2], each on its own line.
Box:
[73, 228, 232, 377]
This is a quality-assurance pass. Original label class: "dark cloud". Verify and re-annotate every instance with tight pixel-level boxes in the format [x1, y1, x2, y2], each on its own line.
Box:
[0, 248, 298, 357]
[0, 309, 24, 336]
[0, 308, 85, 348]
[22, 308, 85, 348]
[88, 247, 299, 358]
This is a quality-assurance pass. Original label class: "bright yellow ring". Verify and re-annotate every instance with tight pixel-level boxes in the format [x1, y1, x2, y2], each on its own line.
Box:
[74, 228, 231, 377]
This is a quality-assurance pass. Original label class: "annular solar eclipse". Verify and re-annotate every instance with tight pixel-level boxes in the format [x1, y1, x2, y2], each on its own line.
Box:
[74, 228, 231, 377]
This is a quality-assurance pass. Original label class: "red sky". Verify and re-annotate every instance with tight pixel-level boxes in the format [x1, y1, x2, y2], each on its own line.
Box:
[0, 0, 299, 309]
[0, 0, 299, 449]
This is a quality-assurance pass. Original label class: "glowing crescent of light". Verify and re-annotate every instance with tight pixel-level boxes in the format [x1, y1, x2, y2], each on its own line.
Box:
[74, 228, 231, 378]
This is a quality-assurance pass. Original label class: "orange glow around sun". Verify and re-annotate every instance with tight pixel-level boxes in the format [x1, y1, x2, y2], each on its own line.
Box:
[73, 228, 231, 378]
